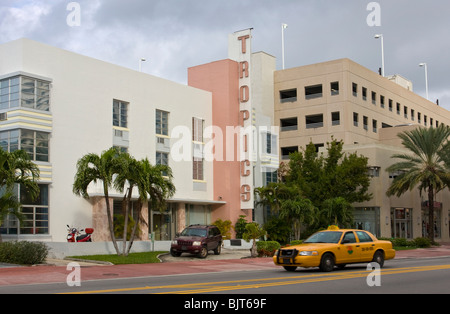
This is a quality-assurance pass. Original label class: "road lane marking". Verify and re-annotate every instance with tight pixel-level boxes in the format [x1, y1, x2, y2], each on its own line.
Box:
[60, 264, 450, 294]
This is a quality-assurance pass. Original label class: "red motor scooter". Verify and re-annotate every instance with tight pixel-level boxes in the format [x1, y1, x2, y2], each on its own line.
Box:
[67, 225, 94, 242]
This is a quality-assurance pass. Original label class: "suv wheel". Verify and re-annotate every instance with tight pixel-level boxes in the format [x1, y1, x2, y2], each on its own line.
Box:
[213, 243, 221, 255]
[170, 249, 181, 257]
[198, 246, 208, 258]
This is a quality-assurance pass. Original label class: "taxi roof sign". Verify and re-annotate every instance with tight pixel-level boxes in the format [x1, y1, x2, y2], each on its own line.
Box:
[327, 225, 340, 230]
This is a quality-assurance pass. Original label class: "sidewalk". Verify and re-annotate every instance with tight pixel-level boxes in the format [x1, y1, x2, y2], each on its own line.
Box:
[0, 246, 450, 287]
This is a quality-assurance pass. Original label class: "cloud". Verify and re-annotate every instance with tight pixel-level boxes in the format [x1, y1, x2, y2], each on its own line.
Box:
[1, 0, 450, 109]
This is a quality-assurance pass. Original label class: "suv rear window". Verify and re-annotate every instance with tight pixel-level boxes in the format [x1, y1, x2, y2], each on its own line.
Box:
[180, 228, 207, 237]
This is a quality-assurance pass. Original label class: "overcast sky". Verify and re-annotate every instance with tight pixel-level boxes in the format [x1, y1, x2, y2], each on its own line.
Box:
[1, 0, 450, 109]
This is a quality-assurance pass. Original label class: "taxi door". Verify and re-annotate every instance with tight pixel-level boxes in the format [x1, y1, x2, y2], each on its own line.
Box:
[336, 231, 360, 264]
[356, 231, 376, 262]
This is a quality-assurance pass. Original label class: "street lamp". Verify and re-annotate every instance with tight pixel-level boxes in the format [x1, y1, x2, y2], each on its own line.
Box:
[419, 63, 429, 100]
[282, 23, 288, 70]
[139, 58, 146, 72]
[374, 34, 384, 77]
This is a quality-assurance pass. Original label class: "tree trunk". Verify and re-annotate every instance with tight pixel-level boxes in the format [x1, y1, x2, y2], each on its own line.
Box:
[428, 187, 435, 243]
[103, 183, 120, 255]
[126, 199, 143, 255]
[122, 187, 133, 256]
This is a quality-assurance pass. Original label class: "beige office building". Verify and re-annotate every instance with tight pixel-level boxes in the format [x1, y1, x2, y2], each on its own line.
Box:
[275, 58, 450, 241]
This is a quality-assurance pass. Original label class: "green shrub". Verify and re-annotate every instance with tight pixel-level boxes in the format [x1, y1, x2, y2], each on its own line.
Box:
[256, 241, 280, 257]
[234, 215, 248, 239]
[0, 241, 49, 265]
[391, 238, 414, 247]
[289, 240, 303, 246]
[413, 237, 431, 248]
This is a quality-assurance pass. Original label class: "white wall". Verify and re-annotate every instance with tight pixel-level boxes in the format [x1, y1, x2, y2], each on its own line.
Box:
[0, 38, 214, 242]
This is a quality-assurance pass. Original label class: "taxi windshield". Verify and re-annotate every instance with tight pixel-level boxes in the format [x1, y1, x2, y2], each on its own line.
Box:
[180, 228, 207, 237]
[304, 231, 342, 244]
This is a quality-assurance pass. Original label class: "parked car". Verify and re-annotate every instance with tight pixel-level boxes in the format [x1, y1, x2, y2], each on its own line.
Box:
[273, 227, 396, 272]
[170, 225, 223, 258]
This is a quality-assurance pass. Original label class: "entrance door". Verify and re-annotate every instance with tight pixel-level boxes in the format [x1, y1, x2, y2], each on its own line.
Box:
[152, 210, 173, 241]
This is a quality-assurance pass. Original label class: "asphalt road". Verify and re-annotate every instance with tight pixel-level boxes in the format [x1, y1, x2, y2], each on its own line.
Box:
[2, 257, 449, 296]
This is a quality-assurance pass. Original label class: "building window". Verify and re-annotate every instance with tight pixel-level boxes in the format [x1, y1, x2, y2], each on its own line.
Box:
[113, 146, 128, 153]
[156, 151, 169, 176]
[281, 146, 298, 160]
[330, 82, 339, 96]
[389, 99, 393, 112]
[372, 119, 378, 133]
[280, 117, 298, 131]
[352, 83, 358, 97]
[380, 95, 385, 108]
[305, 84, 323, 99]
[396, 102, 401, 115]
[353, 112, 359, 127]
[0, 76, 50, 111]
[113, 100, 128, 128]
[0, 129, 49, 162]
[331, 112, 340, 126]
[0, 184, 49, 235]
[411, 109, 415, 121]
[404, 106, 408, 119]
[155, 109, 169, 136]
[362, 87, 367, 101]
[192, 117, 204, 181]
[265, 133, 277, 155]
[305, 114, 324, 129]
[279, 89, 297, 103]
[418, 112, 422, 124]
[193, 158, 204, 181]
[192, 117, 204, 142]
[264, 170, 278, 186]
[363, 116, 368, 131]
[371, 91, 377, 105]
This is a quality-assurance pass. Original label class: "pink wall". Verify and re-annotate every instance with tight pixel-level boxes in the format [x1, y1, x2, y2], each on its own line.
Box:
[188, 59, 250, 234]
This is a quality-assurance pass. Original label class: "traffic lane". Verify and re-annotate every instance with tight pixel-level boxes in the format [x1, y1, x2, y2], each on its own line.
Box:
[3, 257, 450, 294]
[53, 257, 450, 294]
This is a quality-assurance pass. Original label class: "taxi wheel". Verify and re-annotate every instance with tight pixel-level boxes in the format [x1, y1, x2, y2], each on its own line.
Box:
[319, 253, 335, 272]
[372, 250, 385, 268]
[283, 266, 298, 272]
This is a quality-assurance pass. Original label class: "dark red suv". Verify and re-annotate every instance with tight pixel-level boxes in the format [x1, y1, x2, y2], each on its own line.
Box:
[170, 225, 222, 258]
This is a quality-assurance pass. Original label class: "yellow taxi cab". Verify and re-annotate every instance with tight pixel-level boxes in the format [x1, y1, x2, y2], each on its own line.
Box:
[273, 226, 395, 272]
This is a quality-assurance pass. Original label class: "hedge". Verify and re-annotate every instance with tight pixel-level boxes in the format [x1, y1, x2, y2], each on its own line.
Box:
[0, 241, 49, 265]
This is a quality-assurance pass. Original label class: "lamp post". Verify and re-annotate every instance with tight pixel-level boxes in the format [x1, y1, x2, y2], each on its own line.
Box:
[282, 23, 288, 70]
[419, 63, 429, 100]
[139, 58, 146, 72]
[374, 34, 384, 77]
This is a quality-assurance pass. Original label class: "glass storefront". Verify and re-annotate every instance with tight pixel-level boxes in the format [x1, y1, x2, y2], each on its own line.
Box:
[391, 208, 413, 239]
[422, 206, 441, 239]
[151, 203, 175, 241]
[354, 207, 380, 237]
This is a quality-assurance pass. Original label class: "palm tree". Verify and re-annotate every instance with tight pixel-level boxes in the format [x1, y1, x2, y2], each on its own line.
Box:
[279, 197, 316, 240]
[111, 154, 176, 256]
[386, 125, 450, 243]
[73, 148, 121, 255]
[127, 160, 175, 255]
[0, 148, 40, 242]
